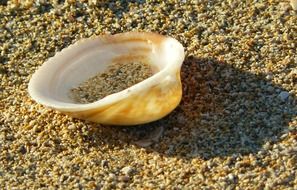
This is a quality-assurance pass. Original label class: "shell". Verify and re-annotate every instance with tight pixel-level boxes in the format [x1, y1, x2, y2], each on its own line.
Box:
[28, 32, 185, 125]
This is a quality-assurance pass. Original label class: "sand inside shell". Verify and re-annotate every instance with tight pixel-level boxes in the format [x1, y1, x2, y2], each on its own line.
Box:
[69, 62, 154, 104]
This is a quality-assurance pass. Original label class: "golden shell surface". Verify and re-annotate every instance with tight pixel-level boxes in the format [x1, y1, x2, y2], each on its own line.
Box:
[28, 32, 185, 125]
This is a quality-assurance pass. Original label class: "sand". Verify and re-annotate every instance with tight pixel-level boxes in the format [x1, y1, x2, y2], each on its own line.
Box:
[0, 0, 296, 189]
[69, 61, 153, 104]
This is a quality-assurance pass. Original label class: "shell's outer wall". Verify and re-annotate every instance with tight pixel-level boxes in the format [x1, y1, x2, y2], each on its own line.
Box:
[64, 71, 182, 125]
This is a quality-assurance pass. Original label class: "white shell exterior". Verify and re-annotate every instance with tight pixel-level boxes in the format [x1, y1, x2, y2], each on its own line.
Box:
[28, 32, 185, 125]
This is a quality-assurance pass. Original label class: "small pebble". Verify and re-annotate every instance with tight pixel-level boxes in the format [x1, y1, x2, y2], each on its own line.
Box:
[119, 175, 130, 182]
[228, 173, 236, 181]
[101, 160, 109, 168]
[18, 145, 27, 154]
[67, 124, 76, 130]
[134, 139, 153, 147]
[108, 173, 116, 181]
[265, 74, 273, 80]
[121, 166, 135, 176]
[278, 91, 290, 101]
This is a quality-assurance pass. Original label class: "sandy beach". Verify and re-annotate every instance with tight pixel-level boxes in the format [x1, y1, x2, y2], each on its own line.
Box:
[0, 0, 296, 189]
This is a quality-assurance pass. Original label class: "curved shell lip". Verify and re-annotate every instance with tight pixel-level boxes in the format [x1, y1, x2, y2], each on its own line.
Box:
[28, 32, 185, 112]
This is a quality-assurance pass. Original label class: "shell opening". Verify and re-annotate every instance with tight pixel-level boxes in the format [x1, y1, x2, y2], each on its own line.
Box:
[68, 60, 156, 104]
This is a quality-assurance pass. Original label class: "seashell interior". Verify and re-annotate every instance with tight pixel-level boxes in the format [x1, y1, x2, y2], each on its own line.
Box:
[28, 32, 185, 125]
